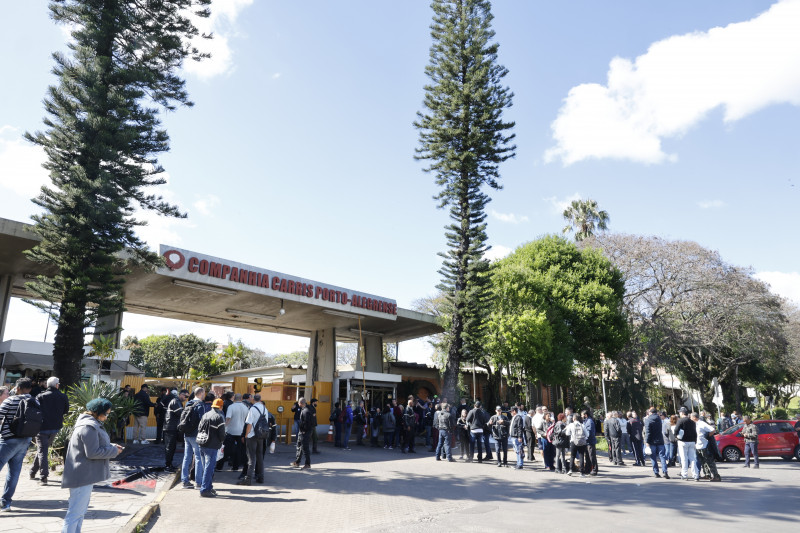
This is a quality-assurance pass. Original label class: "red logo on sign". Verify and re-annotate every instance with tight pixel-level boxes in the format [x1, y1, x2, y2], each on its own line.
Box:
[163, 250, 185, 271]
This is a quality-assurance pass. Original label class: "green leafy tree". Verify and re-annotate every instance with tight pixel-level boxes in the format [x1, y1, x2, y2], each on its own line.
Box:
[23, 0, 211, 387]
[122, 334, 215, 379]
[414, 0, 516, 401]
[487, 236, 628, 392]
[562, 198, 609, 242]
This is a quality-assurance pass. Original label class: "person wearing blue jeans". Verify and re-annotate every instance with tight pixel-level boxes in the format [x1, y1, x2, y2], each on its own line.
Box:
[181, 388, 209, 487]
[434, 403, 454, 461]
[0, 378, 36, 512]
[341, 401, 354, 449]
[643, 407, 669, 479]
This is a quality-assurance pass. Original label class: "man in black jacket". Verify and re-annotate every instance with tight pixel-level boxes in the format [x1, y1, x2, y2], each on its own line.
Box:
[163, 389, 187, 472]
[604, 412, 623, 465]
[642, 407, 669, 479]
[309, 398, 320, 453]
[133, 384, 155, 444]
[290, 397, 313, 469]
[675, 407, 699, 481]
[30, 377, 69, 485]
[154, 387, 170, 444]
[465, 401, 487, 462]
[524, 410, 536, 462]
[197, 398, 227, 497]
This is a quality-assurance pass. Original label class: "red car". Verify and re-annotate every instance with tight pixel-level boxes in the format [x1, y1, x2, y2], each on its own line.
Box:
[715, 419, 800, 462]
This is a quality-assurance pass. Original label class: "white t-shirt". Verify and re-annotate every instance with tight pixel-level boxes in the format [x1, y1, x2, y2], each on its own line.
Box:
[244, 403, 268, 438]
[225, 402, 249, 436]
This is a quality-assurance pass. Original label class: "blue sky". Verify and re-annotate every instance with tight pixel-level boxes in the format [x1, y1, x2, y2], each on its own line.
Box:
[1, 0, 799, 362]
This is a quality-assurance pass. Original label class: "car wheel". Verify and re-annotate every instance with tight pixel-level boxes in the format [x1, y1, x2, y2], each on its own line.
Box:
[723, 446, 741, 462]
[795, 445, 800, 461]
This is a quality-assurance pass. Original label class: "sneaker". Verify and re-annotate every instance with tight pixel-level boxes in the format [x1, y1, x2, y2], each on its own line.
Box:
[29, 473, 36, 480]
[680, 476, 688, 481]
[300, 465, 310, 470]
[182, 482, 194, 489]
[753, 465, 759, 469]
[40, 478, 48, 486]
[237, 477, 251, 486]
[289, 462, 299, 467]
[141, 440, 150, 445]
[710, 476, 722, 482]
[388, 446, 393, 450]
[580, 473, 587, 478]
[0, 504, 10, 512]
[663, 473, 670, 479]
[133, 440, 139, 444]
[567, 471, 573, 476]
[448, 458, 456, 462]
[199, 491, 216, 498]
[436, 457, 441, 461]
[654, 473, 661, 478]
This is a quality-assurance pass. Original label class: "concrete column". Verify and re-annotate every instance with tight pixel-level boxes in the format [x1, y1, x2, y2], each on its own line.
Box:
[306, 328, 335, 427]
[0, 274, 12, 343]
[355, 336, 384, 374]
[93, 312, 124, 348]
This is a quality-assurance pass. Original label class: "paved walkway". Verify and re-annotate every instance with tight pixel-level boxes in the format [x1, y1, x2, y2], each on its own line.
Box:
[148, 443, 800, 532]
[1, 443, 179, 533]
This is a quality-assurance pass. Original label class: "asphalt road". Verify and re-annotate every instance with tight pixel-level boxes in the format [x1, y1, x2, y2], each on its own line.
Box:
[148, 443, 800, 533]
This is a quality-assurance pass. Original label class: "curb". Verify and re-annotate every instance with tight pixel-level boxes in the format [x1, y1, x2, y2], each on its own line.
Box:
[118, 468, 181, 533]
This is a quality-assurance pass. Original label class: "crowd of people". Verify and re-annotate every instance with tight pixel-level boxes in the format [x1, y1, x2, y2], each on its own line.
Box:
[3, 375, 800, 530]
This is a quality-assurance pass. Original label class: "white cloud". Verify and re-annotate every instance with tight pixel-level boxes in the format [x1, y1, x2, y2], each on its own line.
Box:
[491, 209, 528, 224]
[484, 244, 512, 262]
[0, 126, 49, 198]
[544, 192, 582, 214]
[193, 194, 220, 216]
[697, 199, 725, 209]
[184, 0, 255, 80]
[272, 72, 281, 80]
[755, 271, 800, 305]
[545, 0, 800, 165]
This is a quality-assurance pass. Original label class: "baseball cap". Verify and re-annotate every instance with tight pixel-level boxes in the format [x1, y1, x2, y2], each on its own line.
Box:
[212, 398, 224, 409]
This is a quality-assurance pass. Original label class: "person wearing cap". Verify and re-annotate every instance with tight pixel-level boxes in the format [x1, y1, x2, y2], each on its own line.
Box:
[488, 406, 509, 467]
[61, 397, 123, 531]
[30, 376, 69, 485]
[196, 398, 227, 497]
[674, 407, 699, 481]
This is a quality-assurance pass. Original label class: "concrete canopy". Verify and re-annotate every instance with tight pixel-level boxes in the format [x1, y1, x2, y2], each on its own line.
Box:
[0, 217, 442, 344]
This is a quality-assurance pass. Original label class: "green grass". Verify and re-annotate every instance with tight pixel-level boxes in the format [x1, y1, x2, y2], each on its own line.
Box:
[595, 436, 608, 452]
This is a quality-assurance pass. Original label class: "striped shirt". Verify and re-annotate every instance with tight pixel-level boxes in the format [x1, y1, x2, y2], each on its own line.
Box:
[0, 394, 30, 439]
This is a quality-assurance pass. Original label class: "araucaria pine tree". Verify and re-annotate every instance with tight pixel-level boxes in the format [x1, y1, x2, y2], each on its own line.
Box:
[24, 0, 211, 387]
[414, 0, 516, 401]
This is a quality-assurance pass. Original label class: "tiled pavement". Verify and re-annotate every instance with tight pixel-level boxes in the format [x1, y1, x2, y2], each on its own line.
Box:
[0, 443, 180, 533]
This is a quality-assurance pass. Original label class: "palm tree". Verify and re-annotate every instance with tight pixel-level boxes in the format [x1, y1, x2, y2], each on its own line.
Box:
[562, 199, 610, 241]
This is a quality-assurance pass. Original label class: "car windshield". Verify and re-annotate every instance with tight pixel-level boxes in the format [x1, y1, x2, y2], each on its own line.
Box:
[720, 422, 743, 436]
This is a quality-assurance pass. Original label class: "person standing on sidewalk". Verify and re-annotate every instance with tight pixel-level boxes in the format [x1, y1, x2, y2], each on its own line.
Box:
[290, 399, 302, 443]
[197, 398, 226, 497]
[222, 394, 248, 471]
[132, 384, 155, 444]
[163, 389, 187, 472]
[30, 376, 69, 485]
[290, 397, 313, 469]
[741, 415, 759, 468]
[0, 378, 36, 512]
[693, 412, 721, 481]
[154, 387, 170, 444]
[524, 409, 536, 463]
[434, 402, 455, 462]
[341, 401, 354, 450]
[675, 407, 699, 481]
[61, 398, 123, 532]
[488, 406, 509, 467]
[509, 407, 525, 470]
[238, 394, 268, 485]
[581, 410, 598, 475]
[309, 398, 320, 454]
[643, 407, 669, 479]
[181, 387, 209, 488]
[403, 399, 417, 454]
[354, 400, 368, 447]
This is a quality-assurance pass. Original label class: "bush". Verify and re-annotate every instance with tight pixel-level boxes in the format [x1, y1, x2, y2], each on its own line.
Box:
[51, 381, 137, 459]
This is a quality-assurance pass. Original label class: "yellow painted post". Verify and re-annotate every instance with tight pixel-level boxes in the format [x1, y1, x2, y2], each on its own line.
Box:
[233, 377, 249, 395]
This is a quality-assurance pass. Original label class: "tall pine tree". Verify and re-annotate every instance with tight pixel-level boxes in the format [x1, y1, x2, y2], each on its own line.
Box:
[414, 0, 515, 401]
[24, 0, 211, 387]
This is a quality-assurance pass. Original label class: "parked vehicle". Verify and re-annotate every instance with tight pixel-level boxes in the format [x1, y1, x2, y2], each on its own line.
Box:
[716, 420, 800, 462]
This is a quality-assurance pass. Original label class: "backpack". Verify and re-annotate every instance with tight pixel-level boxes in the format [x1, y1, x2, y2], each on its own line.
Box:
[546, 422, 555, 442]
[253, 408, 270, 439]
[572, 421, 585, 442]
[337, 408, 346, 424]
[195, 418, 210, 446]
[177, 401, 201, 434]
[7, 396, 43, 438]
[551, 423, 566, 447]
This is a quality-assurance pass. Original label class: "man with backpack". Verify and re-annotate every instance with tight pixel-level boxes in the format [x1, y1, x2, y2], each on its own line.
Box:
[180, 387, 210, 489]
[30, 376, 69, 485]
[0, 378, 40, 512]
[196, 398, 227, 497]
[238, 394, 269, 485]
[565, 412, 589, 477]
[434, 402, 455, 462]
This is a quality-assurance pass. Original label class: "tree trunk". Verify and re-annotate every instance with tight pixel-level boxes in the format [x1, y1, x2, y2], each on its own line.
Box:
[52, 296, 88, 388]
